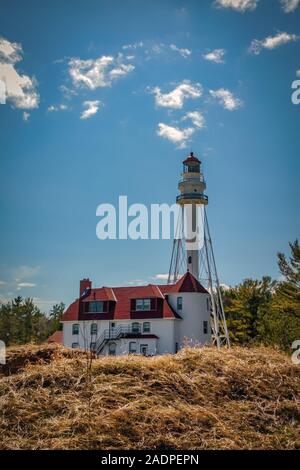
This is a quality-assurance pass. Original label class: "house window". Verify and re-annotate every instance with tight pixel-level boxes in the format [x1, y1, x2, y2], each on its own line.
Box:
[109, 342, 116, 356]
[135, 298, 151, 311]
[88, 301, 105, 313]
[143, 322, 150, 333]
[72, 324, 79, 335]
[90, 323, 97, 335]
[203, 321, 208, 335]
[206, 297, 210, 311]
[132, 322, 140, 333]
[175, 342, 179, 353]
[72, 342, 79, 349]
[129, 342, 137, 354]
[177, 297, 183, 310]
[90, 342, 96, 351]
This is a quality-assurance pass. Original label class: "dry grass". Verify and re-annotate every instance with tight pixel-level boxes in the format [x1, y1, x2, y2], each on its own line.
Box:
[0, 344, 299, 450]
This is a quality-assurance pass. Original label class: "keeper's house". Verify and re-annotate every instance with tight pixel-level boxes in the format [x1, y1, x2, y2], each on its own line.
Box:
[61, 271, 211, 356]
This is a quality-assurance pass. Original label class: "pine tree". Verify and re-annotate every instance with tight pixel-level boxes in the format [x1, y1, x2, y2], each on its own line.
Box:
[224, 277, 275, 345]
[260, 240, 300, 350]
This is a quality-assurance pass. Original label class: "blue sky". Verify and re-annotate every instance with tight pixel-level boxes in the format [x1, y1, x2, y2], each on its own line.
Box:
[0, 0, 299, 311]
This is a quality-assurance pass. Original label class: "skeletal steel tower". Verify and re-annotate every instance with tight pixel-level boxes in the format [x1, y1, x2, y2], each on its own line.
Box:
[168, 152, 230, 348]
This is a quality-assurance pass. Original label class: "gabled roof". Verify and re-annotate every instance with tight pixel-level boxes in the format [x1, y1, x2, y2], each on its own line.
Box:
[62, 300, 80, 321]
[160, 271, 209, 294]
[61, 272, 207, 322]
[47, 330, 63, 344]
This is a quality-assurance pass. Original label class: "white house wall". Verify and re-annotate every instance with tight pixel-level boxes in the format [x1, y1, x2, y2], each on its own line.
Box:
[63, 318, 178, 355]
[102, 338, 157, 356]
[168, 293, 211, 348]
[62, 292, 211, 355]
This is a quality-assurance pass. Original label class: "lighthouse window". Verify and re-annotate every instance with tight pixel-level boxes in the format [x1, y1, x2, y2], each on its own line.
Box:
[203, 321, 208, 335]
[135, 298, 151, 311]
[177, 297, 183, 310]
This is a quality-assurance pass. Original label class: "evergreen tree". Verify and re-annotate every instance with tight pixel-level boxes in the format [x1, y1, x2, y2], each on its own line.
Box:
[49, 302, 65, 333]
[224, 277, 275, 345]
[259, 240, 300, 350]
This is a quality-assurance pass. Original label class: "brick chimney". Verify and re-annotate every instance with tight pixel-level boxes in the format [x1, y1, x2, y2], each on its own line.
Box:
[80, 278, 92, 297]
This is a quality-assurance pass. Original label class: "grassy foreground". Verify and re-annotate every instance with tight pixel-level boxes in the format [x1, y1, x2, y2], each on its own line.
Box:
[0, 344, 299, 450]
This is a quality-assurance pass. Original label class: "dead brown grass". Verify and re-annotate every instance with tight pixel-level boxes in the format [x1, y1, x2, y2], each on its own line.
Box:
[0, 344, 299, 450]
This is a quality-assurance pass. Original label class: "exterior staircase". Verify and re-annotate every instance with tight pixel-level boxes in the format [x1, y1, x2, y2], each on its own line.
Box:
[94, 324, 141, 355]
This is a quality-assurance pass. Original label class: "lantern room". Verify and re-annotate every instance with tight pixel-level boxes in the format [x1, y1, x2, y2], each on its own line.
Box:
[183, 152, 201, 173]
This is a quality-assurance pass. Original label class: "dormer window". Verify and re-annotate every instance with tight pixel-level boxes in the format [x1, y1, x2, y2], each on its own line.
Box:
[135, 298, 151, 311]
[82, 301, 108, 313]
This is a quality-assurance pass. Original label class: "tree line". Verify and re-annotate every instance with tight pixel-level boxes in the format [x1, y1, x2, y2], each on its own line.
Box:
[0, 240, 299, 351]
[223, 240, 300, 351]
[0, 299, 65, 346]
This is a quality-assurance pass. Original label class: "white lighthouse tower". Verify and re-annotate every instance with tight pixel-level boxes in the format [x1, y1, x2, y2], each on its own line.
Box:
[168, 152, 230, 348]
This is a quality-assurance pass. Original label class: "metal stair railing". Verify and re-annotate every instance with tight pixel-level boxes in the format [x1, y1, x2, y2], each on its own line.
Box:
[95, 324, 142, 354]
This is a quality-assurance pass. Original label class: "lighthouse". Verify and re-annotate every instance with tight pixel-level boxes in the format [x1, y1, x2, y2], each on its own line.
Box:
[168, 152, 230, 347]
[176, 152, 207, 280]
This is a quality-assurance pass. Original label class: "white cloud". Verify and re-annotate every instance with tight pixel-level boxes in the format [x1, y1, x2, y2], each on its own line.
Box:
[157, 123, 195, 148]
[32, 297, 59, 312]
[215, 0, 259, 11]
[13, 265, 40, 280]
[203, 48, 226, 63]
[209, 88, 243, 110]
[0, 37, 22, 64]
[69, 54, 135, 90]
[80, 100, 101, 120]
[220, 283, 231, 291]
[152, 274, 169, 280]
[182, 111, 205, 128]
[23, 111, 30, 121]
[0, 281, 7, 286]
[17, 282, 36, 290]
[249, 31, 299, 55]
[280, 0, 300, 13]
[151, 273, 181, 282]
[122, 41, 144, 50]
[124, 279, 147, 286]
[0, 295, 10, 304]
[47, 103, 68, 112]
[296, 69, 300, 77]
[0, 37, 39, 109]
[169, 44, 192, 58]
[151, 80, 202, 109]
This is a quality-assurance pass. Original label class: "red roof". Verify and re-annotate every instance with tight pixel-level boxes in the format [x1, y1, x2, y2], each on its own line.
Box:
[47, 330, 63, 344]
[62, 271, 208, 322]
[183, 152, 200, 164]
[159, 271, 209, 294]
